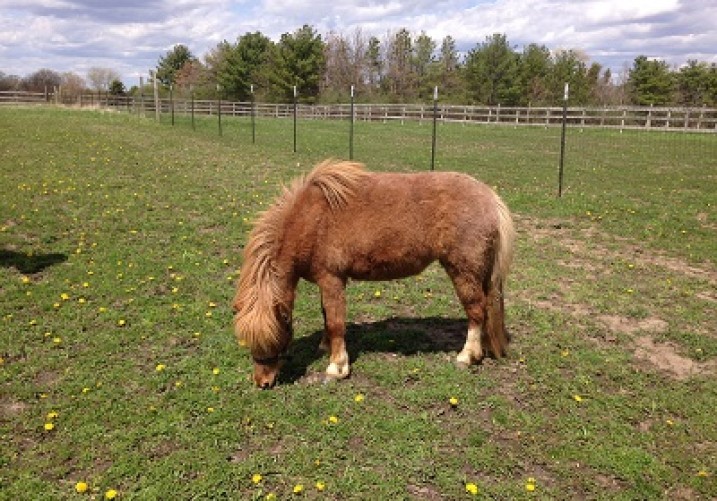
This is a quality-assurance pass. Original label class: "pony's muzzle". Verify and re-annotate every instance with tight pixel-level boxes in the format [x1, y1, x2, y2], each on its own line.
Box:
[252, 354, 287, 389]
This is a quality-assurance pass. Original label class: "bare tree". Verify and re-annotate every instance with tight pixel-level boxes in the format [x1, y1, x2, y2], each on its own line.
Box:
[86, 67, 121, 91]
[22, 69, 61, 92]
[61, 72, 86, 97]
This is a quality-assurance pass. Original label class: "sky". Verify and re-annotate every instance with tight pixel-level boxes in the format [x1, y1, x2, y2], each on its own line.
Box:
[1, 0, 716, 86]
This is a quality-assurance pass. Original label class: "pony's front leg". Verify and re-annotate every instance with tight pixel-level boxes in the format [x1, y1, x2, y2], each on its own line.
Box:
[319, 277, 350, 379]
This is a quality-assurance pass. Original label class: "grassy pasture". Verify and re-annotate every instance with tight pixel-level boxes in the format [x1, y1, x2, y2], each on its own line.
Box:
[1, 107, 716, 499]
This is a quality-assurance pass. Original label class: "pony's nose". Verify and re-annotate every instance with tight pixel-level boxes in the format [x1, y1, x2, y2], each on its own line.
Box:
[260, 382, 273, 390]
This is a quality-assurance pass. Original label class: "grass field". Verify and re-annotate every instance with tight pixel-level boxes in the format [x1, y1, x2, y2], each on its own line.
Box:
[1, 107, 716, 499]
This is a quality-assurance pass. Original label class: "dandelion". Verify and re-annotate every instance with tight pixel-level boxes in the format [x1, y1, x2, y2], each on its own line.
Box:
[373, 290, 382, 298]
[105, 489, 118, 499]
[21, 276, 31, 284]
[315, 481, 326, 492]
[252, 473, 263, 484]
[449, 396, 459, 407]
[697, 470, 709, 477]
[327, 415, 339, 425]
[52, 337, 62, 345]
[265, 494, 277, 501]
[75, 481, 89, 493]
[573, 395, 583, 403]
[561, 349, 570, 357]
[117, 319, 126, 327]
[207, 407, 215, 413]
[212, 368, 220, 375]
[44, 422, 54, 431]
[354, 393, 365, 403]
[293, 484, 304, 495]
[47, 411, 59, 420]
[465, 482, 479, 495]
[60, 293, 70, 300]
[525, 477, 537, 492]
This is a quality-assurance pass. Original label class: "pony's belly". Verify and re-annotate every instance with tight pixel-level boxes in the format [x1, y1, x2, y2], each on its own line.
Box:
[346, 254, 434, 281]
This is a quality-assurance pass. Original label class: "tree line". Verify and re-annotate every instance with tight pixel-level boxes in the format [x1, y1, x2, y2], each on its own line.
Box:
[3, 26, 716, 107]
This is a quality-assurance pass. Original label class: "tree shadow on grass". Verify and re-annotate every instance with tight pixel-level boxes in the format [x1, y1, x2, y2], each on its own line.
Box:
[0, 248, 68, 274]
[279, 316, 470, 385]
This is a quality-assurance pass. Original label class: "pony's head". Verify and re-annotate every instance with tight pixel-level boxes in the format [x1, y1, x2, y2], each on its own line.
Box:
[234, 269, 295, 388]
[233, 195, 297, 388]
[235, 301, 293, 389]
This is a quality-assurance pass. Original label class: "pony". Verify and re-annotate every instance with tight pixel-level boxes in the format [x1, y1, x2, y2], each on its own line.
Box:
[233, 160, 515, 388]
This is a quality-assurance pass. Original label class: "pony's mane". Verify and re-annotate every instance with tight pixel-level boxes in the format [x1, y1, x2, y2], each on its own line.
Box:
[234, 160, 368, 356]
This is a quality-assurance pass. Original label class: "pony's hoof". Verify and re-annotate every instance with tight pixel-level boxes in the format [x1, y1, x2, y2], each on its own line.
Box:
[456, 352, 475, 366]
[325, 362, 350, 379]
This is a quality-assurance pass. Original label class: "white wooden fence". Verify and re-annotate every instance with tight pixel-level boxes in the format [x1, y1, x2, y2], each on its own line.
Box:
[2, 91, 716, 132]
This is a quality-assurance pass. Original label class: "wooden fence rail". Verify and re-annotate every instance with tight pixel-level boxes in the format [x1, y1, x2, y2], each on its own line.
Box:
[2, 91, 716, 132]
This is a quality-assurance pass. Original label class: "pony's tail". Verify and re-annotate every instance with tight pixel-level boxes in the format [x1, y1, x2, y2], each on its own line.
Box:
[485, 191, 515, 358]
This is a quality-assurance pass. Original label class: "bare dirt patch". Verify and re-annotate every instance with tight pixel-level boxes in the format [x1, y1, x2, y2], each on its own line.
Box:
[516, 215, 716, 380]
[634, 336, 716, 380]
[598, 315, 669, 335]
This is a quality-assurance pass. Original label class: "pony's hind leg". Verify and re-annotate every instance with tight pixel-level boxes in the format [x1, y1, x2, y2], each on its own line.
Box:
[457, 322, 484, 365]
[442, 262, 489, 366]
[319, 277, 350, 379]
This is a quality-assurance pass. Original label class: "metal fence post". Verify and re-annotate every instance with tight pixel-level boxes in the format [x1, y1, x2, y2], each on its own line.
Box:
[349, 85, 355, 160]
[431, 86, 438, 171]
[558, 83, 569, 198]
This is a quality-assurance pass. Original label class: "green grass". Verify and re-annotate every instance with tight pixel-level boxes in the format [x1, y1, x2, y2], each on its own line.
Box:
[1, 107, 716, 499]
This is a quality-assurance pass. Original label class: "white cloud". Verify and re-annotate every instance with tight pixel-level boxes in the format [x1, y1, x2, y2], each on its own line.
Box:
[0, 0, 715, 84]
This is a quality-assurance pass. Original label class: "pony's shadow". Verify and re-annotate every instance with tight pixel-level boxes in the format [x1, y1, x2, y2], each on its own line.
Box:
[0, 248, 68, 274]
[279, 316, 468, 384]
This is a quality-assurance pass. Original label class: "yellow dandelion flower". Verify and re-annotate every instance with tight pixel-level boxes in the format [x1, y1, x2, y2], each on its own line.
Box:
[47, 411, 59, 420]
[155, 364, 166, 372]
[354, 393, 365, 403]
[52, 337, 62, 345]
[697, 470, 709, 477]
[212, 368, 220, 375]
[252, 473, 263, 484]
[328, 415, 338, 424]
[449, 396, 459, 407]
[315, 481, 326, 492]
[21, 276, 31, 284]
[105, 489, 118, 499]
[117, 319, 126, 327]
[60, 293, 70, 300]
[373, 290, 382, 298]
[207, 407, 215, 413]
[44, 422, 54, 431]
[526, 477, 536, 492]
[75, 481, 89, 493]
[293, 484, 304, 494]
[573, 395, 583, 402]
[465, 482, 479, 495]
[265, 493, 277, 501]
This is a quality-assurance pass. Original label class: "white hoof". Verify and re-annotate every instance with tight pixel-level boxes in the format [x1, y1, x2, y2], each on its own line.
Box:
[326, 361, 350, 379]
[456, 351, 473, 366]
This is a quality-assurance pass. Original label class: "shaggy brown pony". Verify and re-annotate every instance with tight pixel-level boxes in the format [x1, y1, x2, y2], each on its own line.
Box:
[234, 160, 515, 388]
